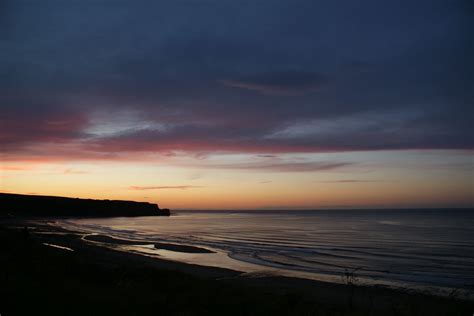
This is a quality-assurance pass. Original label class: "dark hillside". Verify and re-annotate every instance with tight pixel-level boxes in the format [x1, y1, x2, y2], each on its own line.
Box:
[0, 193, 169, 217]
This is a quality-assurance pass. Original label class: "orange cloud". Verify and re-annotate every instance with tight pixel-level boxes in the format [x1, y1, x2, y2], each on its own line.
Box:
[130, 185, 204, 190]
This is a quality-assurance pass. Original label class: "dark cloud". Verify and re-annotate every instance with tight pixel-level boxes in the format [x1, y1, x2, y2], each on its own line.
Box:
[1, 0, 472, 161]
[221, 72, 329, 96]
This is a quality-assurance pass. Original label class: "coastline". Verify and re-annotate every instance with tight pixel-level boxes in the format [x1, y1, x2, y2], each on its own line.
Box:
[54, 211, 474, 297]
[1, 218, 473, 315]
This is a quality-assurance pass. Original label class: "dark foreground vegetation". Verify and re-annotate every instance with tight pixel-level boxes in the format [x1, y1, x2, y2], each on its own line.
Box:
[0, 193, 170, 217]
[0, 223, 472, 316]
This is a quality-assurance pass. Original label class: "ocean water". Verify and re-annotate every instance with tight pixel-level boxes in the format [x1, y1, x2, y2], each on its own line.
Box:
[60, 209, 474, 293]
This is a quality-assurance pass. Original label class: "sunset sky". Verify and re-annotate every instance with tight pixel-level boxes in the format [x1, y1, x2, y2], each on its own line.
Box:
[1, 1, 472, 209]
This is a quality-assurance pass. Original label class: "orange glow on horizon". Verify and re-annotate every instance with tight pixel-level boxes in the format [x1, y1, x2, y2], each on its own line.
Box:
[2, 150, 472, 210]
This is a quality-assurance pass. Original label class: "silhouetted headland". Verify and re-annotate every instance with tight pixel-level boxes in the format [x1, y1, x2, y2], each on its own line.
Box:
[0, 193, 170, 217]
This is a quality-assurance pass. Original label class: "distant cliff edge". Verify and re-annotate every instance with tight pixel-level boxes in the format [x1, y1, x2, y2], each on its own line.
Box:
[0, 193, 170, 217]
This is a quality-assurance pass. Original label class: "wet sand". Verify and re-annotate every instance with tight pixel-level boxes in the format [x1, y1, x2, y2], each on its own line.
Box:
[83, 234, 215, 253]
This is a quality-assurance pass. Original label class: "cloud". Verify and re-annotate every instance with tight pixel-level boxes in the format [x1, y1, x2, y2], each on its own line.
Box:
[318, 179, 384, 183]
[208, 161, 352, 172]
[339, 61, 374, 74]
[0, 166, 32, 171]
[130, 185, 204, 190]
[0, 0, 472, 163]
[221, 72, 329, 96]
[64, 168, 88, 175]
[0, 105, 89, 151]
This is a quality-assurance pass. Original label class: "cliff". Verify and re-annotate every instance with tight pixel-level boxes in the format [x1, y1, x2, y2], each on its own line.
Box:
[0, 193, 170, 217]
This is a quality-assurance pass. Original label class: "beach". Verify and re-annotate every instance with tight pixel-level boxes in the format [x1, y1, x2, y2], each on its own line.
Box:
[1, 219, 472, 316]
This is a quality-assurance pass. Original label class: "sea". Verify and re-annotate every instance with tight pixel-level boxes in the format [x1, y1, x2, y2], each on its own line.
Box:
[59, 209, 474, 295]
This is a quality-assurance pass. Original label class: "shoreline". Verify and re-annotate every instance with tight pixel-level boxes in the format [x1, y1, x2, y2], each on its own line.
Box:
[1, 218, 473, 315]
[55, 216, 474, 299]
[11, 218, 474, 296]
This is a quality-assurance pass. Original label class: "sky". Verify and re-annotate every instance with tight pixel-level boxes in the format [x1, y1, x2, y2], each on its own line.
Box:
[1, 0, 473, 209]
